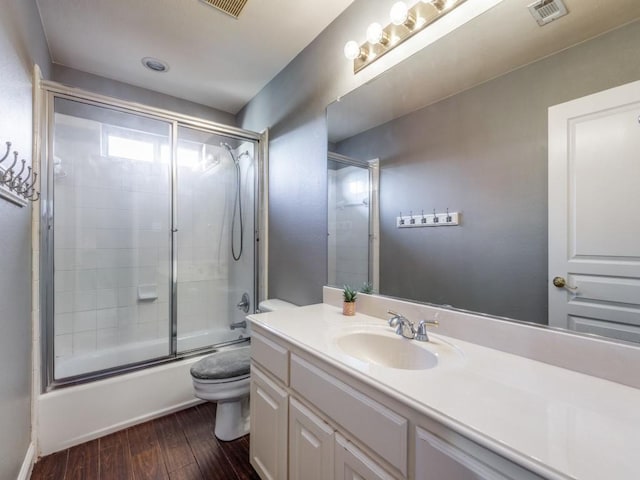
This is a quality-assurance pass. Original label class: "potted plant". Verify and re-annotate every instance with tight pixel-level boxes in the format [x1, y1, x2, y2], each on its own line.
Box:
[343, 285, 357, 316]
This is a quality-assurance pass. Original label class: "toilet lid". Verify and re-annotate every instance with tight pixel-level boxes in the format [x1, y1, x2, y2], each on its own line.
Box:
[190, 345, 251, 380]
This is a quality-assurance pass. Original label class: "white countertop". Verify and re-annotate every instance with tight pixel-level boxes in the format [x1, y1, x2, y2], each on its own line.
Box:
[248, 303, 640, 480]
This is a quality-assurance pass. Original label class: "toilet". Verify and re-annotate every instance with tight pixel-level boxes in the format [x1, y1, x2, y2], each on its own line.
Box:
[190, 298, 297, 441]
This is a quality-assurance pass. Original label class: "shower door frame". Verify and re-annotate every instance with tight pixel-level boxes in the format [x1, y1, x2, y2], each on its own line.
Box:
[39, 81, 267, 391]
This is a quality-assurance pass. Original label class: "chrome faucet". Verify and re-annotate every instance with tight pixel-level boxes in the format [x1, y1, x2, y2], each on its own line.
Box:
[387, 310, 416, 339]
[387, 311, 438, 342]
[230, 320, 247, 330]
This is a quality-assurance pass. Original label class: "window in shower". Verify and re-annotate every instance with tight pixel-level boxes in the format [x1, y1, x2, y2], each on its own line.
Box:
[44, 91, 262, 387]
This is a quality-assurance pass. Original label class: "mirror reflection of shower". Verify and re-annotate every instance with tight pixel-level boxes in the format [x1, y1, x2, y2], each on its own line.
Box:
[221, 142, 251, 262]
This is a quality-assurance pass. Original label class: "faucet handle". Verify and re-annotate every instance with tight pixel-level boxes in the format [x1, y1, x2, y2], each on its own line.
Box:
[415, 319, 439, 342]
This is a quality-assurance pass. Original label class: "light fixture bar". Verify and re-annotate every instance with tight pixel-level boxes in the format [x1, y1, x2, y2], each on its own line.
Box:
[350, 0, 467, 73]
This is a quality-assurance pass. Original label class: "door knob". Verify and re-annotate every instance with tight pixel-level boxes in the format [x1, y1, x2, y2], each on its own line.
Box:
[552, 276, 578, 291]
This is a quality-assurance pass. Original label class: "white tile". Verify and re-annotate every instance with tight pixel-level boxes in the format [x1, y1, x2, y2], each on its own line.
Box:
[117, 306, 137, 326]
[96, 289, 118, 309]
[75, 269, 97, 291]
[135, 322, 158, 341]
[76, 249, 97, 269]
[73, 331, 97, 354]
[55, 313, 73, 335]
[55, 334, 73, 357]
[96, 268, 118, 289]
[137, 302, 159, 324]
[97, 328, 119, 350]
[55, 270, 74, 292]
[74, 290, 97, 312]
[118, 326, 137, 346]
[117, 287, 137, 306]
[73, 310, 97, 332]
[55, 249, 76, 270]
[55, 291, 74, 314]
[97, 308, 118, 329]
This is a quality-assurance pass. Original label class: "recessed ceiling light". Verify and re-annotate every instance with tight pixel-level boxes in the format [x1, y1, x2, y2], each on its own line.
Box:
[141, 57, 169, 73]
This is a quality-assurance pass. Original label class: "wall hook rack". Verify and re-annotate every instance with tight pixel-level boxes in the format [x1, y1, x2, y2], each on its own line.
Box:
[0, 139, 40, 207]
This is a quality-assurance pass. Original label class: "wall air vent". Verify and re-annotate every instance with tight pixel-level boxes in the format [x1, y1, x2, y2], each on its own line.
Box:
[199, 0, 248, 19]
[528, 0, 568, 26]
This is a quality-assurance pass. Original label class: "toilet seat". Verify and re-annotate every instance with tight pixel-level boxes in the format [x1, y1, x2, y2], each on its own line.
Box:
[191, 373, 250, 385]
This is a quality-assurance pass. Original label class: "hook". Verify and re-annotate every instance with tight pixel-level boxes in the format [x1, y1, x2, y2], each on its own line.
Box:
[10, 159, 26, 190]
[22, 171, 37, 194]
[0, 142, 10, 164]
[18, 167, 32, 193]
[2, 151, 19, 183]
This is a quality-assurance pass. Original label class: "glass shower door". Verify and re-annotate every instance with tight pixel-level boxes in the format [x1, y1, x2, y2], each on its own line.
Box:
[175, 126, 257, 352]
[52, 98, 172, 379]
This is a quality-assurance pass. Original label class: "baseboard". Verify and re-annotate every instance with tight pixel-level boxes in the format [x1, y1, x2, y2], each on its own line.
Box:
[17, 442, 35, 480]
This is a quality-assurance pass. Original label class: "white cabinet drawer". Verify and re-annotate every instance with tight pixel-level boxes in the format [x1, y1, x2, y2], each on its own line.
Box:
[251, 332, 289, 385]
[415, 427, 543, 480]
[290, 354, 407, 477]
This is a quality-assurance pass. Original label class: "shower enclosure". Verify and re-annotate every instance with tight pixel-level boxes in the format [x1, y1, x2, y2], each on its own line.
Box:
[40, 85, 264, 388]
[327, 152, 379, 292]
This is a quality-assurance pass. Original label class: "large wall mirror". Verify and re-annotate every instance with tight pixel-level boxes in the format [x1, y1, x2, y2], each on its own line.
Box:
[326, 0, 640, 344]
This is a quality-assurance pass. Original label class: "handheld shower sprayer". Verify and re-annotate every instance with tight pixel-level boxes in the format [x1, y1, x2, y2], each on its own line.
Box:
[221, 141, 244, 261]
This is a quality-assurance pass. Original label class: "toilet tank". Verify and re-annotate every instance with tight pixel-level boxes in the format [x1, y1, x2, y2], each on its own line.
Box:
[257, 299, 297, 313]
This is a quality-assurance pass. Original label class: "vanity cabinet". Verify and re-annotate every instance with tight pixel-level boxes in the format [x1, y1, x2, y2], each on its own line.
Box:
[249, 326, 543, 480]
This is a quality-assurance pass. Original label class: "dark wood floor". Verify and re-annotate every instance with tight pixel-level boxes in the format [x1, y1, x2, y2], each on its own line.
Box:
[31, 402, 260, 480]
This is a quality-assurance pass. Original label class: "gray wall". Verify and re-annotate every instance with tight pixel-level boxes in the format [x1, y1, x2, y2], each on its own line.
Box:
[239, 0, 392, 306]
[0, 0, 51, 477]
[334, 22, 640, 323]
[52, 65, 236, 126]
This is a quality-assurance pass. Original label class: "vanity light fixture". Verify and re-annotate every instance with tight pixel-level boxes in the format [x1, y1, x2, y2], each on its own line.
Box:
[344, 0, 467, 73]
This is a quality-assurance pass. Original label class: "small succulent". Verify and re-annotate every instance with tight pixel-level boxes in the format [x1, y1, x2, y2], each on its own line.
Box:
[343, 285, 357, 303]
[360, 282, 373, 294]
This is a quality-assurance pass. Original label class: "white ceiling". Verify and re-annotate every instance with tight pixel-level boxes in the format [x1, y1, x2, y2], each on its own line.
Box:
[328, 0, 640, 142]
[35, 0, 355, 114]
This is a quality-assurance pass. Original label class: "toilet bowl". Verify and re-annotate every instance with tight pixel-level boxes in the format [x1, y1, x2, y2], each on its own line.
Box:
[191, 345, 251, 441]
[190, 298, 297, 441]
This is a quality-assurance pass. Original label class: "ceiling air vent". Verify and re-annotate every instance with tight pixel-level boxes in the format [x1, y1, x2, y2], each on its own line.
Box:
[199, 0, 248, 19]
[528, 0, 568, 26]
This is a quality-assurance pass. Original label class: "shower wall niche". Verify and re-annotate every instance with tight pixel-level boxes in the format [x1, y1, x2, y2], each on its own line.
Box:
[44, 91, 261, 387]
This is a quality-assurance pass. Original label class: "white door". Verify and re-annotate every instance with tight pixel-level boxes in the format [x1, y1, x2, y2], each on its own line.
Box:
[289, 398, 334, 480]
[250, 366, 289, 480]
[548, 80, 640, 342]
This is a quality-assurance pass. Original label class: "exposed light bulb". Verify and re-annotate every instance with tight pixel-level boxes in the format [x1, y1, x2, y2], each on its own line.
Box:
[366, 22, 388, 45]
[344, 40, 363, 61]
[389, 1, 410, 25]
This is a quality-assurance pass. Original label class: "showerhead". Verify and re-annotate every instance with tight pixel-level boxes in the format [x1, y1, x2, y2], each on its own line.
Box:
[220, 141, 240, 165]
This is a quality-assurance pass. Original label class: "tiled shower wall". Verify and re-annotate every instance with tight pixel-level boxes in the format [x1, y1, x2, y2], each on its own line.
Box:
[53, 115, 172, 368]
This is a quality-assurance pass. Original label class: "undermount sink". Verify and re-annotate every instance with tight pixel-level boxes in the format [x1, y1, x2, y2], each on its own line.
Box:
[335, 331, 439, 370]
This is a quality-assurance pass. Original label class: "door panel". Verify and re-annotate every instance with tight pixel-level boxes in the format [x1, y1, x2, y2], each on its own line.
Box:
[548, 80, 640, 342]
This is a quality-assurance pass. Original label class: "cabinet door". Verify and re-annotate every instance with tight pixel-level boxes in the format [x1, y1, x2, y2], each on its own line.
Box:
[250, 366, 288, 480]
[415, 427, 509, 480]
[289, 398, 334, 480]
[334, 433, 395, 480]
